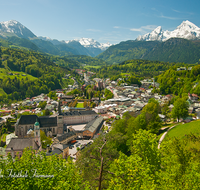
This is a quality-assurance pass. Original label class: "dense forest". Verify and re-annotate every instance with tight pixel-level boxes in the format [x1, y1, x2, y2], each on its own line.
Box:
[92, 59, 189, 79]
[155, 64, 200, 96]
[65, 55, 109, 66]
[144, 38, 200, 64]
[0, 47, 74, 104]
[97, 38, 200, 64]
[96, 40, 159, 64]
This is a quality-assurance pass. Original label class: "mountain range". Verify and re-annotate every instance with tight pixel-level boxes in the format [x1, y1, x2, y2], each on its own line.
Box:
[97, 37, 200, 64]
[97, 20, 200, 64]
[0, 20, 111, 57]
[136, 20, 200, 41]
[0, 20, 200, 64]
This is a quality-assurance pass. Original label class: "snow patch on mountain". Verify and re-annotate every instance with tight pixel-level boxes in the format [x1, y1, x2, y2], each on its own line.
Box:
[65, 38, 112, 50]
[136, 20, 200, 41]
[0, 20, 36, 38]
[38, 36, 52, 41]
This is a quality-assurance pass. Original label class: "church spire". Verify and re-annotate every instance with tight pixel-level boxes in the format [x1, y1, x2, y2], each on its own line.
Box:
[58, 100, 62, 115]
[34, 118, 41, 148]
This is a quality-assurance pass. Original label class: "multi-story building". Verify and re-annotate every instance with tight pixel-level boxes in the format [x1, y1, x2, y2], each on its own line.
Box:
[15, 110, 98, 137]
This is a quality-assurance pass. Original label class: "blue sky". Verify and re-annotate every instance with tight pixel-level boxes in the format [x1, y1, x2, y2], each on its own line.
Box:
[0, 0, 200, 44]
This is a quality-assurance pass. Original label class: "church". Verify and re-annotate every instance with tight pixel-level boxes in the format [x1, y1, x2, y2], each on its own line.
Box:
[9, 109, 103, 158]
[15, 110, 98, 138]
[6, 119, 41, 158]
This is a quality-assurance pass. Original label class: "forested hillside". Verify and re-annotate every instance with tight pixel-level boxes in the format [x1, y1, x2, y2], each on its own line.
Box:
[97, 38, 200, 64]
[93, 59, 188, 79]
[144, 38, 200, 64]
[96, 40, 159, 64]
[65, 55, 109, 66]
[155, 64, 200, 96]
[0, 47, 70, 104]
[0, 36, 96, 57]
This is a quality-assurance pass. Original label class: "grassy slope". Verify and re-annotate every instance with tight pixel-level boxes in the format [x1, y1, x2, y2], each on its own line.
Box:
[165, 120, 200, 140]
[0, 68, 37, 96]
[0, 88, 7, 96]
[0, 68, 37, 80]
[84, 65, 101, 69]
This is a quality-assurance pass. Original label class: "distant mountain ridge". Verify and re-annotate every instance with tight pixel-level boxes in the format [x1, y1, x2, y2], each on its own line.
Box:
[65, 38, 112, 57]
[1, 19, 200, 64]
[143, 38, 200, 63]
[97, 38, 200, 64]
[136, 20, 200, 41]
[96, 40, 159, 64]
[65, 38, 111, 50]
[0, 20, 111, 57]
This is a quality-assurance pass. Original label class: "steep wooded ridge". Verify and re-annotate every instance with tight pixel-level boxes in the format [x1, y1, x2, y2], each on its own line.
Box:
[156, 64, 200, 96]
[144, 38, 200, 63]
[0, 37, 107, 67]
[0, 47, 70, 103]
[96, 38, 200, 64]
[96, 40, 159, 64]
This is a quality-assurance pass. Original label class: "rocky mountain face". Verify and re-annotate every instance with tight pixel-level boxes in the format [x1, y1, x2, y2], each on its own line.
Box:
[0, 20, 36, 39]
[65, 38, 112, 56]
[136, 20, 200, 41]
[0, 20, 112, 57]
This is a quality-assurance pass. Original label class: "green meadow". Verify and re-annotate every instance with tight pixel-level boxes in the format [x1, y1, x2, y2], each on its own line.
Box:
[84, 65, 101, 69]
[76, 102, 84, 108]
[165, 120, 200, 140]
[0, 68, 37, 81]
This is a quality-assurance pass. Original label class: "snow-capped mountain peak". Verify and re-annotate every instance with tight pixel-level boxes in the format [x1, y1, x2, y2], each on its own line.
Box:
[65, 38, 112, 50]
[154, 26, 162, 34]
[136, 26, 163, 41]
[177, 20, 199, 30]
[136, 20, 200, 42]
[0, 20, 36, 39]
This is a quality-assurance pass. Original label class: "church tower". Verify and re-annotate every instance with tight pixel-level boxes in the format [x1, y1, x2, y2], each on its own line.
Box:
[57, 101, 64, 134]
[34, 119, 41, 147]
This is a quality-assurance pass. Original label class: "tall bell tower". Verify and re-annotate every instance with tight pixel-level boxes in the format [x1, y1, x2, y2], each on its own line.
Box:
[34, 119, 41, 147]
[57, 101, 64, 134]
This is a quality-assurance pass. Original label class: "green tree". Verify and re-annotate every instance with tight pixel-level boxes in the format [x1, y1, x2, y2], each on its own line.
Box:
[171, 98, 189, 122]
[108, 130, 161, 189]
[76, 133, 123, 189]
[161, 102, 170, 124]
[160, 137, 200, 189]
[38, 101, 47, 110]
[48, 91, 57, 100]
[40, 130, 52, 149]
[0, 148, 90, 189]
[141, 99, 162, 133]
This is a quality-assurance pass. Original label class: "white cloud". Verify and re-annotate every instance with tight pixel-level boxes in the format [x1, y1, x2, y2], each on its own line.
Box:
[130, 28, 143, 32]
[159, 14, 180, 20]
[86, 29, 102, 32]
[113, 26, 120, 29]
[141, 25, 157, 30]
[130, 25, 158, 33]
[151, 7, 182, 20]
[172, 9, 194, 15]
